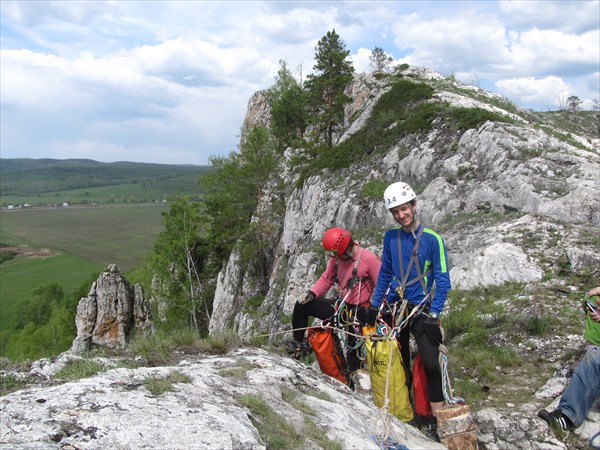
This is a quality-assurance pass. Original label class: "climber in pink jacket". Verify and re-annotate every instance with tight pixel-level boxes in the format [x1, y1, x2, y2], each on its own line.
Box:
[287, 227, 381, 370]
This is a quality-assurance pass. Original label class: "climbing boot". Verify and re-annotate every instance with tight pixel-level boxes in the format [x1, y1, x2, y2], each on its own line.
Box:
[285, 340, 310, 359]
[538, 409, 574, 438]
[425, 421, 440, 442]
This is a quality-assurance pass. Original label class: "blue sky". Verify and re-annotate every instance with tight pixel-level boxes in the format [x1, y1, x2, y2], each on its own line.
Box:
[1, 0, 598, 165]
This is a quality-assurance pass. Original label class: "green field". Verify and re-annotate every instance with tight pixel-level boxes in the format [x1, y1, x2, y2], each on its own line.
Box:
[0, 205, 168, 269]
[0, 253, 103, 331]
[1, 172, 204, 207]
[0, 204, 170, 331]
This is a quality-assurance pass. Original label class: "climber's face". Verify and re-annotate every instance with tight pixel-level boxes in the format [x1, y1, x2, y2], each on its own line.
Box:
[390, 202, 416, 230]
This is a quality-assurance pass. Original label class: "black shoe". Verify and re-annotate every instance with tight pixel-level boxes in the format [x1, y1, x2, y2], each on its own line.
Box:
[538, 409, 574, 438]
[425, 422, 440, 442]
[285, 340, 310, 359]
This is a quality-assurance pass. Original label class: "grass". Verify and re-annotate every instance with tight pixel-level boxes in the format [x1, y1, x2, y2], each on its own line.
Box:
[0, 372, 29, 396]
[1, 173, 203, 207]
[239, 393, 304, 449]
[143, 370, 191, 396]
[128, 332, 173, 366]
[0, 253, 102, 331]
[0, 204, 168, 270]
[0, 204, 170, 332]
[54, 359, 106, 381]
[219, 359, 259, 379]
[441, 282, 590, 409]
[278, 387, 343, 450]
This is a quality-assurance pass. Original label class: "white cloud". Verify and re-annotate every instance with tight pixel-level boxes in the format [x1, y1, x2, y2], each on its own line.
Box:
[503, 28, 600, 76]
[1, 0, 598, 165]
[495, 76, 571, 110]
[499, 0, 600, 33]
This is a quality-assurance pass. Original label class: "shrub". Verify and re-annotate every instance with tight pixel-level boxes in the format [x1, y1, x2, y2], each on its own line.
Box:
[239, 394, 303, 449]
[54, 359, 105, 381]
[360, 180, 388, 199]
[143, 370, 191, 396]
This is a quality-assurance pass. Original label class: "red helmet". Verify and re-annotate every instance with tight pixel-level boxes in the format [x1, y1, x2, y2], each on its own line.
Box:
[322, 228, 352, 255]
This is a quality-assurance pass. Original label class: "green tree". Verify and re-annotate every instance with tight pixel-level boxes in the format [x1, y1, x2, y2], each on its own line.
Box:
[200, 125, 282, 291]
[269, 60, 308, 147]
[305, 29, 355, 147]
[566, 95, 582, 122]
[150, 195, 207, 333]
[369, 47, 393, 72]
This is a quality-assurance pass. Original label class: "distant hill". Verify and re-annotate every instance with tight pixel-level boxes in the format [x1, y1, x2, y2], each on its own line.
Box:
[0, 158, 211, 195]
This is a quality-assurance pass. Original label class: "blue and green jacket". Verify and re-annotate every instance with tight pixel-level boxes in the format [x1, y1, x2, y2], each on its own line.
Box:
[371, 223, 451, 316]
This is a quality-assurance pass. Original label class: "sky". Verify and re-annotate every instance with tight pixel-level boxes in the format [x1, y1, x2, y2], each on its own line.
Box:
[1, 1, 599, 166]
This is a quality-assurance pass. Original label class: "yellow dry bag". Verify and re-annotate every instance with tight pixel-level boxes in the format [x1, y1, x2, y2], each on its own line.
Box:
[365, 337, 413, 423]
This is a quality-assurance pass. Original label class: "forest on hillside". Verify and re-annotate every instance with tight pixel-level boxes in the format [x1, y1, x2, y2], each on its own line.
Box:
[0, 158, 210, 195]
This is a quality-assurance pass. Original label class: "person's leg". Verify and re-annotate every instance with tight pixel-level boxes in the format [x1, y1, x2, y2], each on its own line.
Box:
[291, 297, 335, 342]
[397, 324, 412, 390]
[558, 346, 600, 427]
[411, 315, 444, 405]
[345, 332, 362, 372]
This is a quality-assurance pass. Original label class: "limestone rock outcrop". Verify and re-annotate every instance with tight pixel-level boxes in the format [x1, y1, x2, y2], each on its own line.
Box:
[71, 264, 152, 353]
[209, 68, 600, 339]
[0, 348, 445, 450]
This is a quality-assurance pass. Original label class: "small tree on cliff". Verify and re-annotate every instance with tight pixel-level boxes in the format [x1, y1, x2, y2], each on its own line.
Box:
[269, 60, 308, 148]
[370, 47, 393, 73]
[150, 195, 208, 333]
[305, 29, 354, 147]
[200, 125, 283, 291]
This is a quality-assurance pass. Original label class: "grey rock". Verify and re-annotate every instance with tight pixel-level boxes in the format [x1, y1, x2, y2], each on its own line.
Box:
[71, 265, 153, 353]
[1, 348, 444, 450]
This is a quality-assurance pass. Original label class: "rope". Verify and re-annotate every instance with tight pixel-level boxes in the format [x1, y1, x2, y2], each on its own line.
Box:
[368, 334, 407, 450]
[591, 431, 600, 450]
[439, 344, 465, 405]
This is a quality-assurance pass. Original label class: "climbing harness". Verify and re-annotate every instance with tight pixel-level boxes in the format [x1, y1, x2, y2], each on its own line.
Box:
[395, 226, 431, 304]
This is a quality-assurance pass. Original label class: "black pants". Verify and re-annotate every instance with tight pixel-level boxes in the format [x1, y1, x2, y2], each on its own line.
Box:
[292, 297, 366, 372]
[381, 309, 444, 403]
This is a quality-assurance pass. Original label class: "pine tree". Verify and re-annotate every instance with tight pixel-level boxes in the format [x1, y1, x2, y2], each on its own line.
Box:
[269, 60, 307, 147]
[369, 47, 393, 73]
[305, 29, 354, 147]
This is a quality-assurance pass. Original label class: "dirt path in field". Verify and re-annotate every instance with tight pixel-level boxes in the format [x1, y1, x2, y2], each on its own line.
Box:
[1, 245, 56, 259]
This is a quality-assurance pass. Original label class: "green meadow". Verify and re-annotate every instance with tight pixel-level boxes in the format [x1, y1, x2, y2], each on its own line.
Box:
[1, 172, 203, 207]
[0, 254, 102, 331]
[0, 204, 169, 330]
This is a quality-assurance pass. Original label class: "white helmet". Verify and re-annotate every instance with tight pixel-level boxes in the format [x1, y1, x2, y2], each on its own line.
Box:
[383, 182, 416, 209]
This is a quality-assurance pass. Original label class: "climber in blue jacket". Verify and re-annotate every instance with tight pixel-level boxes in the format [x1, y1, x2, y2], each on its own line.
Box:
[368, 181, 451, 440]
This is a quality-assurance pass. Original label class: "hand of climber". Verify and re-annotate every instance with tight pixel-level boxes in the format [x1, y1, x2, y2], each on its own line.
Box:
[424, 315, 443, 346]
[366, 305, 379, 326]
[299, 291, 316, 305]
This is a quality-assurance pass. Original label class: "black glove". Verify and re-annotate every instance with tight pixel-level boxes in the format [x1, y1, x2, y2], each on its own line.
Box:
[298, 290, 316, 305]
[366, 305, 379, 326]
[424, 316, 443, 346]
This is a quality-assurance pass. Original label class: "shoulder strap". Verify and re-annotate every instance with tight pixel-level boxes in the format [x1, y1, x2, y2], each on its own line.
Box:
[396, 226, 431, 298]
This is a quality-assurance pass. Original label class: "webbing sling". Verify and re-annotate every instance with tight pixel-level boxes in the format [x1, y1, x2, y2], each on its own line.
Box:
[396, 225, 431, 300]
[333, 246, 370, 305]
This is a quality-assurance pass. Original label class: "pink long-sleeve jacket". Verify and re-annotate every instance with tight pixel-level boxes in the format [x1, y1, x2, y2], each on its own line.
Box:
[310, 243, 381, 306]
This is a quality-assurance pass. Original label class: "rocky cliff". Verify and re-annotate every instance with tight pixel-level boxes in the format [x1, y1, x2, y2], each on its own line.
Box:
[209, 66, 599, 340]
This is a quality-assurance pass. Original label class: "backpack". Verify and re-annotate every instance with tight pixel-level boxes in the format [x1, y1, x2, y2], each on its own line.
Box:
[366, 337, 413, 422]
[307, 327, 350, 385]
[413, 353, 433, 418]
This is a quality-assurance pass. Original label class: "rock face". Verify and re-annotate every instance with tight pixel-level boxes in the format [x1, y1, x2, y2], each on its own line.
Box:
[0, 348, 445, 450]
[209, 68, 600, 340]
[71, 265, 152, 353]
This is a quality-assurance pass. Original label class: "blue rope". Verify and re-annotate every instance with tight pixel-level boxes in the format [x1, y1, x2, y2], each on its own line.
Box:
[370, 434, 410, 450]
[590, 430, 600, 450]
